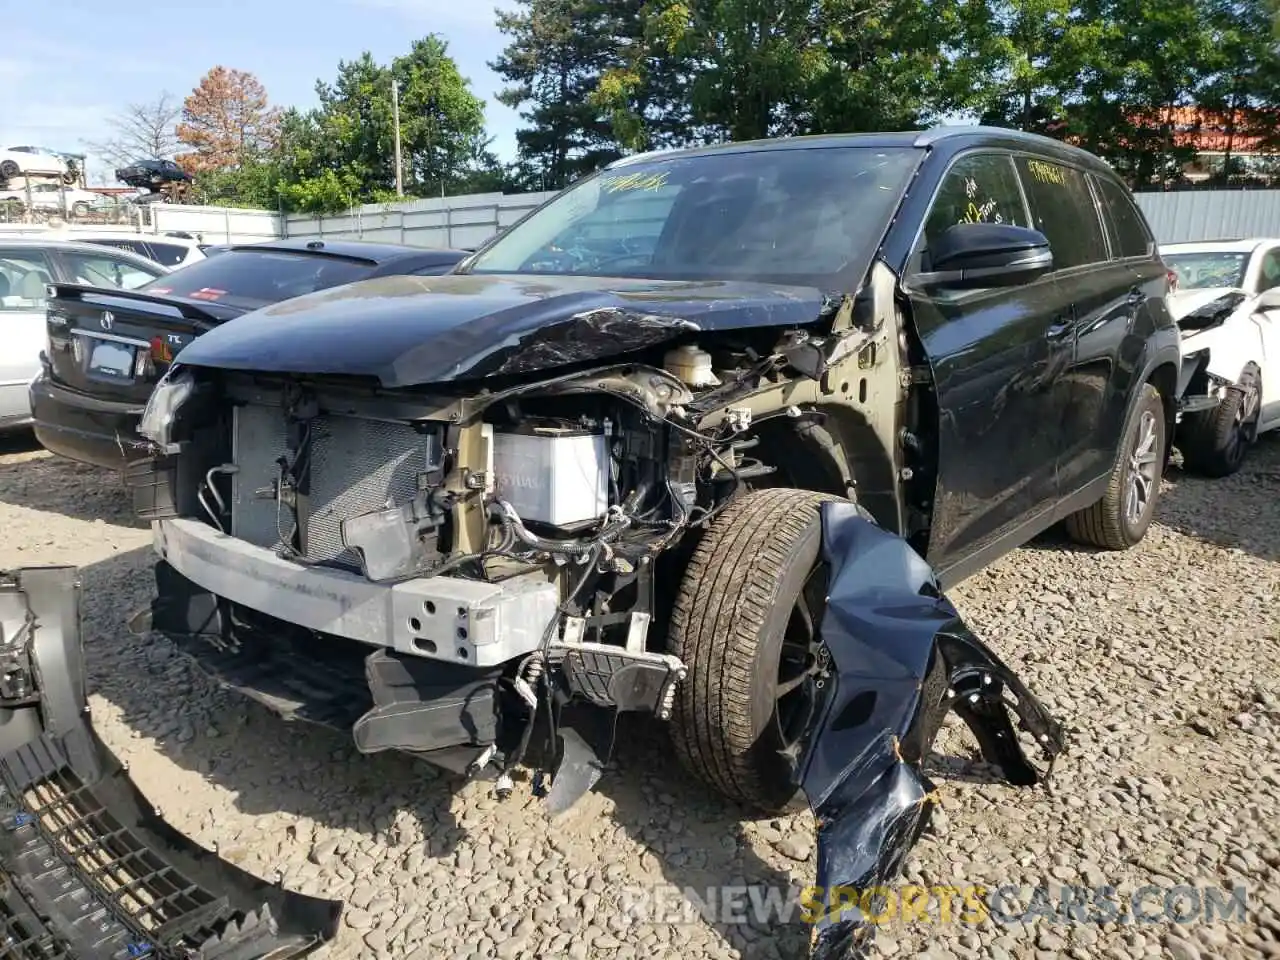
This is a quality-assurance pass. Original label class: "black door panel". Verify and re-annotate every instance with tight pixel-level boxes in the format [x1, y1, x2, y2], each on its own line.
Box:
[1054, 266, 1142, 491]
[904, 149, 1071, 571]
[914, 275, 1073, 567]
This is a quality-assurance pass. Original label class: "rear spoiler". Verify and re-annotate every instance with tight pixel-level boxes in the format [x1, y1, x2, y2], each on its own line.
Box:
[0, 567, 342, 958]
[45, 282, 229, 328]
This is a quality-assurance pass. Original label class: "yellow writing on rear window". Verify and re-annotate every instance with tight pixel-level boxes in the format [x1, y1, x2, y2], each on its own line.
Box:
[1026, 160, 1067, 186]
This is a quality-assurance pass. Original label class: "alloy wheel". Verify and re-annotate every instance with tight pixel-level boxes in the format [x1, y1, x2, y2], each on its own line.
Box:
[774, 563, 831, 754]
[1125, 410, 1160, 525]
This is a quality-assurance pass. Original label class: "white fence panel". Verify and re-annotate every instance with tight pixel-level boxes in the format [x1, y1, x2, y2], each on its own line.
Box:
[1133, 190, 1280, 243]
[148, 204, 281, 243]
[283, 191, 558, 249]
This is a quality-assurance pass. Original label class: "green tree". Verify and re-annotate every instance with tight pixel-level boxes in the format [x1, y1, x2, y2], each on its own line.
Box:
[275, 36, 496, 212]
[1195, 0, 1280, 177]
[588, 0, 978, 150]
[491, 0, 625, 189]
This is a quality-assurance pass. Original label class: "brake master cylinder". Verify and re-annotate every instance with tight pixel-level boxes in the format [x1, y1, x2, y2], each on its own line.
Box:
[663, 344, 720, 387]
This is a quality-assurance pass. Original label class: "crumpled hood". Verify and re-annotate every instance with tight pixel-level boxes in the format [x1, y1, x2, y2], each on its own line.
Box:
[171, 272, 829, 387]
[1169, 286, 1248, 334]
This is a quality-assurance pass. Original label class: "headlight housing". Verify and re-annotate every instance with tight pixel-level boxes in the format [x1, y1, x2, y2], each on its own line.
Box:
[138, 366, 195, 451]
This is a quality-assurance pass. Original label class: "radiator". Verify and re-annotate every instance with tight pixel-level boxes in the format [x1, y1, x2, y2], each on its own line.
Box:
[230, 404, 436, 570]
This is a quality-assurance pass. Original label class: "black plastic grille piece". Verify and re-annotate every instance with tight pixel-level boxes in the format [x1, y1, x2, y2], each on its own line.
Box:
[0, 878, 75, 960]
[167, 604, 374, 732]
[0, 727, 341, 959]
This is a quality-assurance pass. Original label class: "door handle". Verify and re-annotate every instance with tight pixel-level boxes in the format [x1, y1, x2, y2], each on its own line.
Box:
[1045, 318, 1073, 341]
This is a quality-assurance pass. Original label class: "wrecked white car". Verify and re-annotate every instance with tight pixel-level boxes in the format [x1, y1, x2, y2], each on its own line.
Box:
[114, 128, 1201, 953]
[1163, 238, 1280, 476]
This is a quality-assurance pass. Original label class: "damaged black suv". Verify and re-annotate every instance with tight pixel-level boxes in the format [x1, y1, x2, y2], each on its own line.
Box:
[125, 127, 1174, 898]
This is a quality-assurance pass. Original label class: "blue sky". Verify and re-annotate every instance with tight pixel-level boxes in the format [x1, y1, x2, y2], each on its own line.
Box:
[1, 0, 523, 184]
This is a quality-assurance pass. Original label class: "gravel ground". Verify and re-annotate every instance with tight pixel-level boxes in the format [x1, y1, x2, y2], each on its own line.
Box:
[0, 429, 1277, 960]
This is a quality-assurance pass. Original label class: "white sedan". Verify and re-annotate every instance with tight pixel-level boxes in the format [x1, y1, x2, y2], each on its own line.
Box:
[1163, 238, 1280, 476]
[0, 146, 73, 183]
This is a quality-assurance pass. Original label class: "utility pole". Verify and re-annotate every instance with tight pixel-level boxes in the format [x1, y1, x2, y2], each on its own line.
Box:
[392, 78, 404, 196]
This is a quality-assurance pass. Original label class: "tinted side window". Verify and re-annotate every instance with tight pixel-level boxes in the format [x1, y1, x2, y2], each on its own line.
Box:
[83, 238, 149, 258]
[922, 153, 1029, 253]
[1094, 176, 1152, 259]
[1013, 156, 1108, 270]
[145, 242, 191, 267]
[1258, 248, 1280, 293]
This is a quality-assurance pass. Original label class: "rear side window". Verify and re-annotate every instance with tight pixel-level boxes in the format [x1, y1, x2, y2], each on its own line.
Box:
[61, 251, 162, 290]
[1094, 176, 1152, 258]
[1013, 156, 1108, 270]
[144, 242, 191, 267]
[83, 238, 149, 258]
[1258, 248, 1280, 293]
[137, 249, 377, 311]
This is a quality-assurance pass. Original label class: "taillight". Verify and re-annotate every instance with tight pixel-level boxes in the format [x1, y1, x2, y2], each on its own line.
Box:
[1166, 268, 1178, 294]
[150, 336, 173, 364]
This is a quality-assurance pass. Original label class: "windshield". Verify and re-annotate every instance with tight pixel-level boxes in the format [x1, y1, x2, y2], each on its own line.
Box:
[137, 249, 377, 311]
[1163, 252, 1249, 291]
[464, 145, 921, 287]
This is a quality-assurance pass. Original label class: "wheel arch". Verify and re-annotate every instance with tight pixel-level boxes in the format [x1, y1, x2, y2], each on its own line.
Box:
[1146, 359, 1179, 460]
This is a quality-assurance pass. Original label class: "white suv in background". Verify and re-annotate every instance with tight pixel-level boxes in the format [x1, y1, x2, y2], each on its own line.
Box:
[1162, 238, 1280, 475]
[67, 232, 207, 268]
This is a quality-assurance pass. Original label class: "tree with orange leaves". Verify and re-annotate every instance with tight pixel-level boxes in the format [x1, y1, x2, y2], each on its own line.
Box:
[176, 66, 281, 173]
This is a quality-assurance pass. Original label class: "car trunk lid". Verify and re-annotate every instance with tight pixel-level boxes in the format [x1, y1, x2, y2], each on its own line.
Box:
[44, 283, 237, 405]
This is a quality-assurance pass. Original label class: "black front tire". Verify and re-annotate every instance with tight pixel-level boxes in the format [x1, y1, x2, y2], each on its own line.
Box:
[0, 160, 17, 179]
[1065, 381, 1166, 550]
[668, 488, 846, 813]
[1179, 368, 1260, 478]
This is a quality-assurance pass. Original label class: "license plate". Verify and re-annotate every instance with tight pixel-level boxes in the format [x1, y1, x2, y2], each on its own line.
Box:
[87, 339, 135, 380]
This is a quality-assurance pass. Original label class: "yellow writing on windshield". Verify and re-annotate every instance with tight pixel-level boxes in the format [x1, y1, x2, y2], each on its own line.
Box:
[601, 171, 671, 193]
[1026, 160, 1067, 185]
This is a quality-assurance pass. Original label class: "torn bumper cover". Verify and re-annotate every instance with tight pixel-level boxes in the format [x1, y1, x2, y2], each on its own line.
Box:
[0, 567, 341, 959]
[802, 504, 1066, 960]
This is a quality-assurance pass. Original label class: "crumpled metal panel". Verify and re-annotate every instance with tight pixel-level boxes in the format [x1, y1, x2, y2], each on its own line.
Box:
[798, 503, 1066, 960]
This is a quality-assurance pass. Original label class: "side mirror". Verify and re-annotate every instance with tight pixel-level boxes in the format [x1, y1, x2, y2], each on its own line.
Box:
[915, 223, 1053, 291]
[1256, 286, 1280, 310]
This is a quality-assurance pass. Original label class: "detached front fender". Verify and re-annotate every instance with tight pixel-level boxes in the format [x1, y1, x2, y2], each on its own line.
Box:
[799, 504, 1066, 959]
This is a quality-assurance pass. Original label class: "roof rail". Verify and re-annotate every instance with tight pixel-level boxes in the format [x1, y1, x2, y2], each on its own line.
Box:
[912, 124, 1078, 150]
[605, 147, 685, 169]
